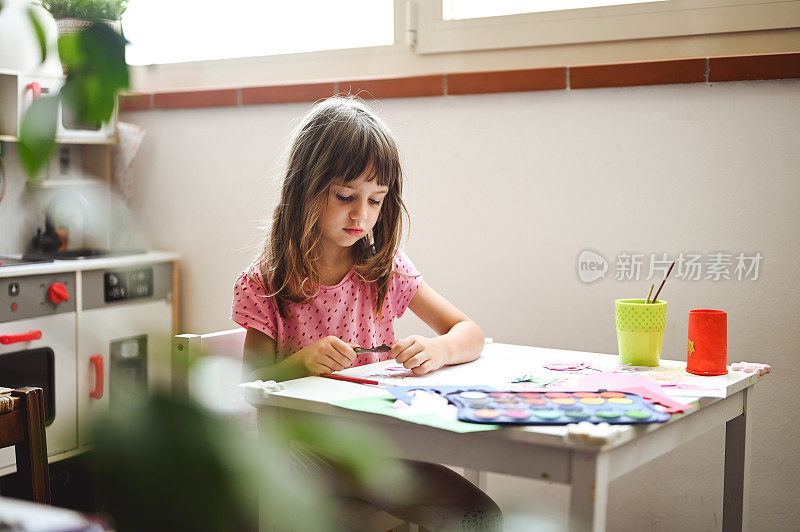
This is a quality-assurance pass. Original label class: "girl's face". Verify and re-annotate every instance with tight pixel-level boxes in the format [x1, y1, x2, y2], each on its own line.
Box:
[319, 171, 389, 257]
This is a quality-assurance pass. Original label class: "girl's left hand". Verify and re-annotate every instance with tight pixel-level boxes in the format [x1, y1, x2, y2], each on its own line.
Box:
[391, 335, 450, 375]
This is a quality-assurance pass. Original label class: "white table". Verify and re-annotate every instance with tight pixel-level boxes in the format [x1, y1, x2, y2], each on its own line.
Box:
[0, 496, 103, 531]
[249, 343, 764, 532]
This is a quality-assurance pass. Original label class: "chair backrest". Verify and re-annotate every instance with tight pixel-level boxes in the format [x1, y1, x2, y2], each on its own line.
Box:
[0, 387, 51, 504]
[173, 328, 246, 394]
[173, 329, 253, 425]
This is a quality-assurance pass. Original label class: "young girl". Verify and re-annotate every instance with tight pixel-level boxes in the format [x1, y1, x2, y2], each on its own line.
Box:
[231, 96, 502, 531]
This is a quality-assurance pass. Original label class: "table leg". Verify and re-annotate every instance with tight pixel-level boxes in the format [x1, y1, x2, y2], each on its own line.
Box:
[258, 406, 281, 532]
[568, 451, 609, 532]
[723, 388, 752, 532]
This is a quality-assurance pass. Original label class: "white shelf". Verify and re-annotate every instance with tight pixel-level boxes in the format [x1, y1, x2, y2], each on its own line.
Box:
[0, 134, 117, 145]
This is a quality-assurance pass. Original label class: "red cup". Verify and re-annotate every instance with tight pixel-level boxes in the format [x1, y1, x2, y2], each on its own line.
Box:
[686, 309, 727, 375]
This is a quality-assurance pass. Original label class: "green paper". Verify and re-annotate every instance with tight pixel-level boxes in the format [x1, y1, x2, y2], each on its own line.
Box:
[330, 396, 498, 433]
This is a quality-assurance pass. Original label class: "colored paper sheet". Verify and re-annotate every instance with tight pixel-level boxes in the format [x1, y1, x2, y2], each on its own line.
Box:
[330, 396, 499, 433]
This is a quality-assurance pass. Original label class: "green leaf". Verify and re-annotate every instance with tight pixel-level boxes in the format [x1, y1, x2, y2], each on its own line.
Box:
[27, 5, 48, 64]
[280, 414, 415, 503]
[59, 22, 129, 125]
[19, 95, 59, 182]
[57, 32, 86, 70]
[90, 394, 335, 532]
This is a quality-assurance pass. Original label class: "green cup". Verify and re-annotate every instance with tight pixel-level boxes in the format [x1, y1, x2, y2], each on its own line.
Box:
[615, 299, 667, 367]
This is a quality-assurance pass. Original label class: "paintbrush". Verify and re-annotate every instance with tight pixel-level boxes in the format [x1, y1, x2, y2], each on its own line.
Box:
[645, 283, 654, 304]
[650, 261, 676, 303]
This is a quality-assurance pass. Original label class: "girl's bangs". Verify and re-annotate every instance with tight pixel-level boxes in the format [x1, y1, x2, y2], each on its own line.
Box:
[335, 127, 398, 188]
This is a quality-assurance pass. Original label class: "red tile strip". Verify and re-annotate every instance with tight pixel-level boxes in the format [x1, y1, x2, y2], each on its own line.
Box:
[241, 82, 336, 105]
[447, 67, 566, 95]
[709, 53, 800, 82]
[119, 93, 152, 112]
[153, 89, 239, 109]
[118, 53, 796, 113]
[338, 75, 445, 99]
[570, 59, 706, 89]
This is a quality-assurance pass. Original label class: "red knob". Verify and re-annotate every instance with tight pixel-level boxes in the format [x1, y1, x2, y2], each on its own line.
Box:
[47, 282, 70, 304]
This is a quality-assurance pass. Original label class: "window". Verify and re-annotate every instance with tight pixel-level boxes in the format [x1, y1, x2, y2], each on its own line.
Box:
[122, 0, 395, 66]
[415, 0, 800, 54]
[442, 0, 664, 20]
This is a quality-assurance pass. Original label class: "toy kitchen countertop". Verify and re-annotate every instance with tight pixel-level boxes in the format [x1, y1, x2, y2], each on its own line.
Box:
[0, 250, 180, 278]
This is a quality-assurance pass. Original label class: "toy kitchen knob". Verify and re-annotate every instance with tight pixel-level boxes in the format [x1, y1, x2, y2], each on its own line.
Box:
[47, 282, 70, 304]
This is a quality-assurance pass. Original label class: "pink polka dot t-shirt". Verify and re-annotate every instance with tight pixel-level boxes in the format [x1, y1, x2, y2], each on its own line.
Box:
[230, 250, 422, 366]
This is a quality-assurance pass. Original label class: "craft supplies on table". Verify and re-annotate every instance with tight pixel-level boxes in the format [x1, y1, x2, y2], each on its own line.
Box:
[565, 422, 628, 445]
[249, 341, 767, 530]
[321, 373, 380, 385]
[730, 361, 770, 375]
[239, 379, 284, 400]
[353, 344, 391, 355]
[614, 298, 667, 367]
[448, 390, 671, 425]
[387, 385, 497, 405]
[687, 309, 728, 375]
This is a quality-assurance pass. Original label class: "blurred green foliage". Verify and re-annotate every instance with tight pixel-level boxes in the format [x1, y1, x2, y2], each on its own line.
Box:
[17, 21, 129, 182]
[89, 391, 414, 531]
[38, 0, 128, 21]
[18, 94, 59, 180]
[58, 23, 128, 124]
[27, 5, 48, 63]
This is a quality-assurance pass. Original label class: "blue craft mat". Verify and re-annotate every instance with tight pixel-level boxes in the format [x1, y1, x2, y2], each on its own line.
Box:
[386, 385, 498, 405]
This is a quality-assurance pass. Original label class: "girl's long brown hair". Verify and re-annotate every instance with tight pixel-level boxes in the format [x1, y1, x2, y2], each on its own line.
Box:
[253, 95, 409, 319]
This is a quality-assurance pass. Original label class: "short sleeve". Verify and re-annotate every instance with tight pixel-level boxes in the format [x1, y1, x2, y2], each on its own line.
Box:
[389, 250, 422, 319]
[230, 267, 278, 340]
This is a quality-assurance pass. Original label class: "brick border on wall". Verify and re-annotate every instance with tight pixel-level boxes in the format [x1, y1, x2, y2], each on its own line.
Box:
[120, 52, 800, 112]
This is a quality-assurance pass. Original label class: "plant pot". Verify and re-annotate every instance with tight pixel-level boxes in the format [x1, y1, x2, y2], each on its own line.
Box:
[55, 17, 117, 37]
[55, 18, 119, 74]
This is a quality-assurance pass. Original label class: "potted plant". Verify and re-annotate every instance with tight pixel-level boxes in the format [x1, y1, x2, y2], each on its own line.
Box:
[0, 0, 131, 180]
[38, 0, 128, 36]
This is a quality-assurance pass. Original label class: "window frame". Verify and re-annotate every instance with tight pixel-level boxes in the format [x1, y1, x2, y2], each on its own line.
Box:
[414, 0, 800, 54]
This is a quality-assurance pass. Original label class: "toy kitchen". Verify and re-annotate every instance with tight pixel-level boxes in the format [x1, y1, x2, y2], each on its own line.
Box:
[0, 252, 180, 474]
[0, 69, 180, 475]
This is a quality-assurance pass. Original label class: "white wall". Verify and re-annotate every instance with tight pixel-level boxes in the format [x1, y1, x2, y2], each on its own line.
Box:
[122, 79, 800, 530]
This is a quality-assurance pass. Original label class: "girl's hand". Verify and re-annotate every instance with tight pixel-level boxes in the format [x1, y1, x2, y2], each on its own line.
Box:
[391, 335, 450, 376]
[295, 336, 357, 375]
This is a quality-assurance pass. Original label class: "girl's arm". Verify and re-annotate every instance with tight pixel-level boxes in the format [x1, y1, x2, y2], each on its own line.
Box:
[243, 328, 296, 382]
[391, 280, 484, 375]
[243, 327, 357, 382]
